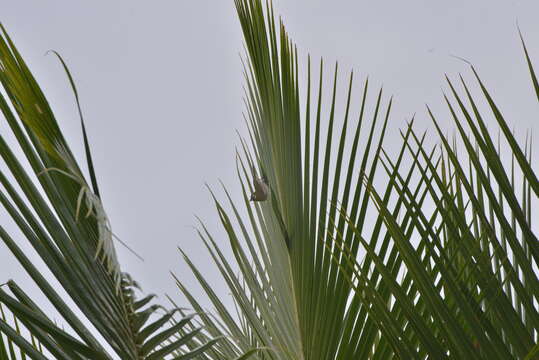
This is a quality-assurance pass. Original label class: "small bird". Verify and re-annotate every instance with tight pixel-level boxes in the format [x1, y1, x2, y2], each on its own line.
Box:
[250, 175, 269, 202]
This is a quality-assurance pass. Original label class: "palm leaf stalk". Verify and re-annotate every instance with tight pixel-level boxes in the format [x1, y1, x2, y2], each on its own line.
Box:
[0, 25, 217, 359]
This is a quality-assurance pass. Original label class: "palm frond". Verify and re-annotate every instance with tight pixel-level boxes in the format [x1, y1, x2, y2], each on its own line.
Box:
[1, 301, 46, 360]
[180, 1, 538, 359]
[333, 40, 538, 358]
[181, 0, 394, 358]
[0, 24, 217, 359]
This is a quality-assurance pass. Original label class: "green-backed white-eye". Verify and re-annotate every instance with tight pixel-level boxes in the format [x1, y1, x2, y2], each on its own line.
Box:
[250, 175, 269, 201]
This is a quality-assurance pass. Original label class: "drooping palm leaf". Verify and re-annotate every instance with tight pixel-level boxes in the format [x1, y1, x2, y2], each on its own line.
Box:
[0, 25, 216, 359]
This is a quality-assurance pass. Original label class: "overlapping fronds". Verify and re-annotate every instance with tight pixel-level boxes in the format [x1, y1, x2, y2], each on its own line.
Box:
[332, 38, 538, 359]
[1, 301, 46, 360]
[179, 0, 538, 359]
[0, 25, 217, 359]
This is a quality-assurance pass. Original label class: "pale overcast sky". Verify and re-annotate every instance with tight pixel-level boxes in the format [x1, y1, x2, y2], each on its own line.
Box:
[1, 0, 538, 341]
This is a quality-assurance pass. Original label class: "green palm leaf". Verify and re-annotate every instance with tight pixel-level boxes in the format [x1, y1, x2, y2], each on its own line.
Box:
[180, 0, 538, 359]
[333, 39, 538, 358]
[0, 24, 217, 359]
[180, 0, 395, 358]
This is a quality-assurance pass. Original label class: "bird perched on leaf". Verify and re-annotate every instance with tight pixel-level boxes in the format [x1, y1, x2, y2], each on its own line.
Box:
[250, 175, 269, 202]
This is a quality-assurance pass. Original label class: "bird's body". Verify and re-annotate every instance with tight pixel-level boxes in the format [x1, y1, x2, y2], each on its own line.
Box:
[250, 176, 269, 201]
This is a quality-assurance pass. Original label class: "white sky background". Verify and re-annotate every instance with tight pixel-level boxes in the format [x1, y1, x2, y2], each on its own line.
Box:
[1, 0, 538, 352]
